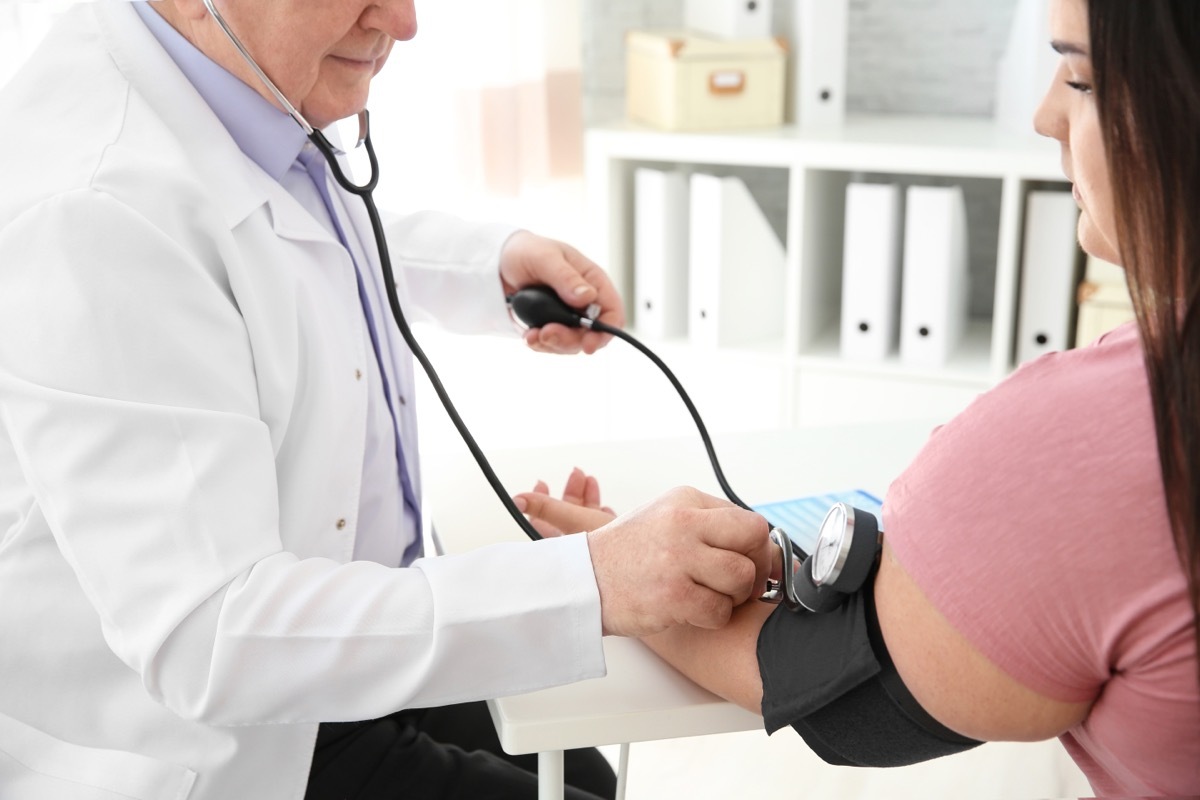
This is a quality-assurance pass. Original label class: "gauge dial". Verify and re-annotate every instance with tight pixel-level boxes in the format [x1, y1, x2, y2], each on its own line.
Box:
[812, 503, 853, 586]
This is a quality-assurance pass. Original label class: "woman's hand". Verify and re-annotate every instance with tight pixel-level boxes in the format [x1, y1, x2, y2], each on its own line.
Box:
[513, 467, 615, 537]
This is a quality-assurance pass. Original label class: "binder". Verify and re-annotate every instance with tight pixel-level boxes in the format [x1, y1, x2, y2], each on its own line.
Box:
[633, 167, 690, 340]
[1015, 189, 1082, 363]
[899, 185, 969, 367]
[994, 0, 1057, 134]
[685, 0, 773, 39]
[688, 172, 786, 348]
[793, 0, 848, 128]
[840, 182, 904, 361]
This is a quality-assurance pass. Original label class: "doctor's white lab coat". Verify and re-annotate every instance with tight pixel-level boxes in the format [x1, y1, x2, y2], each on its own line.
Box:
[0, 5, 605, 799]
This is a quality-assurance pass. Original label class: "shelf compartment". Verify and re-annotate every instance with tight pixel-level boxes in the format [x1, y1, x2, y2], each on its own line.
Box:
[797, 319, 995, 386]
[793, 169, 1005, 377]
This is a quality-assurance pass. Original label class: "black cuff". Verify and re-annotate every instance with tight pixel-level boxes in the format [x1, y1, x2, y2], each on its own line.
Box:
[757, 579, 982, 767]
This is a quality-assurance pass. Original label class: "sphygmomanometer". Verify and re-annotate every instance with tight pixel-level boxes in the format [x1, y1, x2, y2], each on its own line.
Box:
[756, 503, 981, 765]
[507, 290, 982, 767]
[202, 0, 981, 766]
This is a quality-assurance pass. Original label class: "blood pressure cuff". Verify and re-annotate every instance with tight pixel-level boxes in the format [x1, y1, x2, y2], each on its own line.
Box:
[757, 574, 981, 767]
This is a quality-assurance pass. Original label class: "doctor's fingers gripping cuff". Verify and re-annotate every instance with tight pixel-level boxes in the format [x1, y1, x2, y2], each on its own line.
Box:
[756, 573, 981, 768]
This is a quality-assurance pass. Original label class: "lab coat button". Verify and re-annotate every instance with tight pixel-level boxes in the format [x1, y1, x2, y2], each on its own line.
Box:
[398, 394, 407, 406]
[355, 369, 363, 381]
[336, 518, 347, 531]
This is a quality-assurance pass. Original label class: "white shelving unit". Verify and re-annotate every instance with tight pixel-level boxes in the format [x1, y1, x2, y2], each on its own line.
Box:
[583, 114, 1069, 429]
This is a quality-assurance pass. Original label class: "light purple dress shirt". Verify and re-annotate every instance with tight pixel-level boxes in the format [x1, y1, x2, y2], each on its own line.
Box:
[134, 4, 421, 567]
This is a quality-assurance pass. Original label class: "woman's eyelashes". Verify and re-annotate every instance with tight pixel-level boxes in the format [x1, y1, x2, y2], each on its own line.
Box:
[1066, 79, 1094, 94]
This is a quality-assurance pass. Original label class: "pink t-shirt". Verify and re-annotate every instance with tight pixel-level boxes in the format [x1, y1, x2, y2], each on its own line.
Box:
[884, 323, 1199, 796]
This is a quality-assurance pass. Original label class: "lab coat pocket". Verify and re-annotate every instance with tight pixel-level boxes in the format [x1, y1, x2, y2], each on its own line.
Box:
[0, 711, 196, 800]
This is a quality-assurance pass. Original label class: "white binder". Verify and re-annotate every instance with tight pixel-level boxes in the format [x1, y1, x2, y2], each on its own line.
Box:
[688, 172, 786, 348]
[899, 185, 969, 367]
[685, 0, 774, 39]
[995, 0, 1058, 135]
[793, 0, 848, 128]
[840, 182, 904, 361]
[1016, 189, 1082, 363]
[634, 167, 691, 340]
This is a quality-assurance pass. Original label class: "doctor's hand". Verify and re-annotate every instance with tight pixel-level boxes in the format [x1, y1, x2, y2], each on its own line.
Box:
[499, 231, 625, 356]
[585, 487, 772, 638]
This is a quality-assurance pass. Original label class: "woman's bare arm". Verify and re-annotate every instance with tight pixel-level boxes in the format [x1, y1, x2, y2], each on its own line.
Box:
[873, 542, 1091, 741]
[516, 475, 1093, 741]
[643, 542, 1092, 740]
[640, 599, 773, 713]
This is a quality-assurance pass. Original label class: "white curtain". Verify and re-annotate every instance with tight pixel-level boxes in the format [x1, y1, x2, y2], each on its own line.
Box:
[3, 1, 585, 221]
[368, 0, 585, 217]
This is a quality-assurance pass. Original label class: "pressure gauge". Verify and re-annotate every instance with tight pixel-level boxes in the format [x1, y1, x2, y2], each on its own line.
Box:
[811, 502, 882, 595]
[761, 504, 884, 613]
[812, 503, 854, 586]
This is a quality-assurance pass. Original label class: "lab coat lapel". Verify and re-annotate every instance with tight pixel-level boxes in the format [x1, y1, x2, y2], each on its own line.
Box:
[92, 3, 372, 536]
[94, 2, 263, 231]
[91, 1, 345, 252]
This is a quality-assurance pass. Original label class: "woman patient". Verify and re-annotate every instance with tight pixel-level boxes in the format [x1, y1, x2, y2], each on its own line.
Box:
[515, 0, 1200, 795]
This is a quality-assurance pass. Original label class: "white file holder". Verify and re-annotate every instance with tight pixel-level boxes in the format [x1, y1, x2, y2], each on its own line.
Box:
[685, 0, 774, 39]
[1016, 189, 1082, 364]
[900, 185, 970, 367]
[688, 172, 786, 348]
[995, 0, 1057, 135]
[793, 0, 848, 128]
[634, 167, 691, 340]
[840, 182, 904, 361]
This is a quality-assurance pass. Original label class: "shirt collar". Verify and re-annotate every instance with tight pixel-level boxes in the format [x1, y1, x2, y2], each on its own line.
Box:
[133, 3, 308, 182]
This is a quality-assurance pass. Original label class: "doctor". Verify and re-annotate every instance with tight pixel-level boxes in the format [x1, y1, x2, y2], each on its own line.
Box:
[0, 1, 772, 799]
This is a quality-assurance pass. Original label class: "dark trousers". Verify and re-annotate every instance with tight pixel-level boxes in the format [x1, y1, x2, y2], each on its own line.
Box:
[305, 701, 617, 800]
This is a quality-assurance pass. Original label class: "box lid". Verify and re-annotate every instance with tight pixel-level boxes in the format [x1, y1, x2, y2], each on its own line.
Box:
[626, 29, 788, 60]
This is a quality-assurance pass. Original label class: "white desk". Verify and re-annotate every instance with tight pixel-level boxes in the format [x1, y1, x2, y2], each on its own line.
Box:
[423, 421, 939, 799]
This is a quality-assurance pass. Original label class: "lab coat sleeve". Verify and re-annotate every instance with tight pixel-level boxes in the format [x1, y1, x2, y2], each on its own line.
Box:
[0, 190, 605, 724]
[383, 210, 521, 336]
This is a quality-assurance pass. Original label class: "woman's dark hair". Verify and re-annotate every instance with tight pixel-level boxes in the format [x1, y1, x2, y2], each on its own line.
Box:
[1088, 0, 1200, 678]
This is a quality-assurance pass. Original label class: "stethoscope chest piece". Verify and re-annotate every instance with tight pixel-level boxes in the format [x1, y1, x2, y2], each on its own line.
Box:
[761, 502, 883, 613]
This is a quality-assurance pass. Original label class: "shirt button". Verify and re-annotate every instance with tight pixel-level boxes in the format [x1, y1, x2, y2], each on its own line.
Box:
[398, 394, 407, 406]
[355, 369, 363, 381]
[336, 518, 347, 531]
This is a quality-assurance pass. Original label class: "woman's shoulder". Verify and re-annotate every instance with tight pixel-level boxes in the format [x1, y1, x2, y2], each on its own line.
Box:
[896, 321, 1152, 508]
[976, 321, 1146, 435]
[882, 319, 1176, 702]
[877, 321, 1197, 786]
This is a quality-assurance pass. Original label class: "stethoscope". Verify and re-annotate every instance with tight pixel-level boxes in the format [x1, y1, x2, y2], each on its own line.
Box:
[202, 0, 880, 612]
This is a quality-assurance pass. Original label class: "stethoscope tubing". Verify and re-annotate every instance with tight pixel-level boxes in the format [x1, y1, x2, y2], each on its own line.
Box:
[309, 128, 548, 542]
[202, 0, 765, 547]
[588, 320, 750, 512]
[201, 0, 546, 541]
